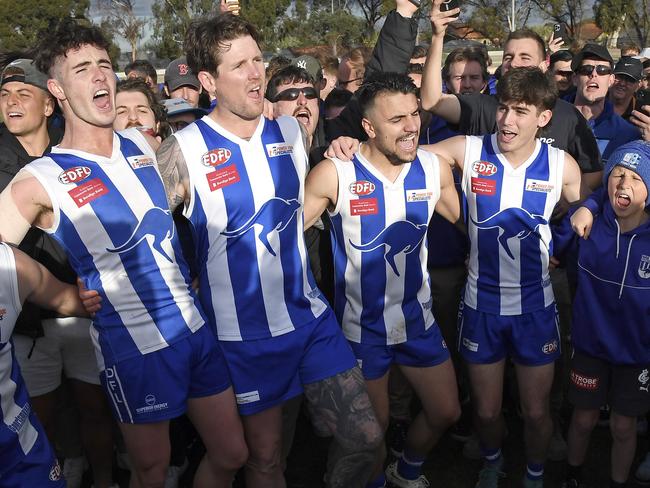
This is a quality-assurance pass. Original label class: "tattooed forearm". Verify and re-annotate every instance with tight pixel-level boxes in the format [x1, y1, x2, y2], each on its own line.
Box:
[156, 136, 190, 211]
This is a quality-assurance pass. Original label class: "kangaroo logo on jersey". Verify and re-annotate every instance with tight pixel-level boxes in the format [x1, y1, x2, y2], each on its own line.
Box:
[221, 197, 301, 256]
[349, 220, 428, 276]
[472, 161, 498, 176]
[638, 255, 650, 279]
[106, 207, 175, 262]
[471, 208, 547, 260]
[58, 166, 91, 185]
[349, 180, 376, 196]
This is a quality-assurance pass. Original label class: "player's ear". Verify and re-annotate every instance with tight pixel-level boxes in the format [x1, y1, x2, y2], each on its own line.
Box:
[361, 117, 376, 139]
[537, 108, 552, 128]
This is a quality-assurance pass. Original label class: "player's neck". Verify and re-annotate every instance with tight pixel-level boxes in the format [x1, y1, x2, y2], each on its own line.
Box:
[360, 143, 405, 183]
[58, 119, 114, 158]
[498, 138, 537, 169]
[15, 123, 50, 158]
[209, 106, 260, 140]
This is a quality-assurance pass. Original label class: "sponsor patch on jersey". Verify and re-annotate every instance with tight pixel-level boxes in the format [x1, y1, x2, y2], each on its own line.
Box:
[472, 160, 498, 176]
[349, 180, 375, 196]
[68, 178, 109, 207]
[350, 198, 378, 216]
[638, 255, 650, 279]
[206, 166, 240, 191]
[525, 178, 554, 193]
[542, 340, 558, 354]
[201, 148, 232, 167]
[570, 370, 599, 390]
[236, 390, 260, 404]
[127, 155, 155, 170]
[462, 338, 479, 352]
[58, 166, 92, 185]
[49, 459, 62, 481]
[471, 177, 496, 196]
[406, 189, 434, 202]
[266, 142, 293, 157]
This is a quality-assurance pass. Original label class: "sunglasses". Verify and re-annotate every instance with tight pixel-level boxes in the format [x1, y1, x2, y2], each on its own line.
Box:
[555, 70, 574, 78]
[273, 87, 319, 102]
[576, 64, 613, 76]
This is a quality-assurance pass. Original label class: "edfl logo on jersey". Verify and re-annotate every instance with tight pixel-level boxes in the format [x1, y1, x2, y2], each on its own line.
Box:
[220, 197, 301, 256]
[349, 220, 427, 276]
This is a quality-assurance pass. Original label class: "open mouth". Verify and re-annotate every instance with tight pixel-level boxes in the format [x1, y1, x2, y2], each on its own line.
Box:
[293, 108, 311, 126]
[248, 85, 262, 100]
[499, 129, 517, 143]
[397, 133, 416, 151]
[93, 89, 111, 110]
[7, 111, 23, 119]
[616, 192, 631, 208]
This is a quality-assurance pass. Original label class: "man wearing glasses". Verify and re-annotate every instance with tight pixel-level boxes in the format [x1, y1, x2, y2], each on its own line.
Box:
[567, 44, 640, 161]
[549, 50, 575, 98]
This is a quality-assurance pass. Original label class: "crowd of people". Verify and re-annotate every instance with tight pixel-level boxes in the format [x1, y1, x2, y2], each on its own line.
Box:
[0, 0, 648, 487]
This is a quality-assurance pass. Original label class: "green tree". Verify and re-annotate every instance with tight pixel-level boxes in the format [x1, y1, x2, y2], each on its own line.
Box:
[595, 0, 649, 47]
[150, 0, 220, 60]
[530, 0, 587, 40]
[98, 0, 147, 62]
[240, 0, 292, 49]
[462, 0, 533, 46]
[0, 0, 90, 52]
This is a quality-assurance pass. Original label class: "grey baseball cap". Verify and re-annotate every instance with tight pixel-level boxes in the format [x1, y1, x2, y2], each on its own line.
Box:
[0, 59, 49, 92]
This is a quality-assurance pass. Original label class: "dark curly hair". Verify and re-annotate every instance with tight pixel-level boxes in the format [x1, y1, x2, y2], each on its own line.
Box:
[357, 72, 417, 117]
[34, 18, 110, 76]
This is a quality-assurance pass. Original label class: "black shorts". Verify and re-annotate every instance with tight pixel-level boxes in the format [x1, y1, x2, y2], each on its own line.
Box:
[567, 350, 650, 417]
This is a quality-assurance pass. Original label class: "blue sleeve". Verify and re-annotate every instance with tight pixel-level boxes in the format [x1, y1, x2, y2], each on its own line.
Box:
[581, 186, 606, 216]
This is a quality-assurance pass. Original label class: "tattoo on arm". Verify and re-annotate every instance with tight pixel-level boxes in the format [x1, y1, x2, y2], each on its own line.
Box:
[156, 136, 189, 211]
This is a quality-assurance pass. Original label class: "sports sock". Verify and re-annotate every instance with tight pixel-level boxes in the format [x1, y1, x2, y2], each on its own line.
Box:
[397, 448, 426, 480]
[526, 462, 544, 481]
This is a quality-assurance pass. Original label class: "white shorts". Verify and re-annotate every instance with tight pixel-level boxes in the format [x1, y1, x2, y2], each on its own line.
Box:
[13, 317, 100, 396]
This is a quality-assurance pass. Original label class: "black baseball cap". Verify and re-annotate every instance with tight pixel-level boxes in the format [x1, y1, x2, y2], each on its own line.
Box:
[571, 44, 614, 71]
[613, 56, 642, 81]
[165, 57, 200, 92]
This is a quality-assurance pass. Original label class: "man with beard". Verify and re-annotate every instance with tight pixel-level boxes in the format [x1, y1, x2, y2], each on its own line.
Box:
[114, 78, 166, 140]
[156, 13, 382, 487]
[303, 72, 461, 488]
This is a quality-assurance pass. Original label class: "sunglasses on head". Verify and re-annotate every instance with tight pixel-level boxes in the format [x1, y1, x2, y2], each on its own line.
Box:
[273, 87, 318, 102]
[576, 64, 613, 76]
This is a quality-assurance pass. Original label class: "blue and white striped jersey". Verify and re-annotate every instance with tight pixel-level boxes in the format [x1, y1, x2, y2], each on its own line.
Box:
[462, 134, 563, 315]
[0, 243, 42, 475]
[328, 148, 440, 345]
[24, 129, 205, 367]
[173, 115, 328, 341]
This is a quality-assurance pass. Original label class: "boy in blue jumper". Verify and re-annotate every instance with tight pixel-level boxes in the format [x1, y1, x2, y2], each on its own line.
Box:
[564, 140, 650, 488]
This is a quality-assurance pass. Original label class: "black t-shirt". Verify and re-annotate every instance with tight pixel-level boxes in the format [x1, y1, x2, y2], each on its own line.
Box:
[457, 93, 602, 173]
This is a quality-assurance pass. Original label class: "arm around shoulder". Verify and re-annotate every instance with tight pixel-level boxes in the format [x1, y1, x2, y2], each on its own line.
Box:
[304, 159, 339, 230]
[13, 246, 88, 318]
